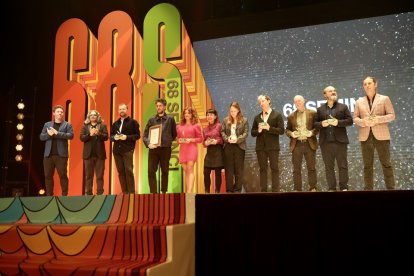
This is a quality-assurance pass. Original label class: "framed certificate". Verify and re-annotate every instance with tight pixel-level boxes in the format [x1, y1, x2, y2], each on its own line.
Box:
[149, 124, 162, 146]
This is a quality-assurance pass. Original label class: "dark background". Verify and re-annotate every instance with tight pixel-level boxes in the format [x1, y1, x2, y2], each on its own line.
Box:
[1, 0, 413, 196]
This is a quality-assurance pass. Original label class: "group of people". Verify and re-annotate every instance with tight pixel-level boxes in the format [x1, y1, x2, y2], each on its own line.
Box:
[40, 76, 396, 195]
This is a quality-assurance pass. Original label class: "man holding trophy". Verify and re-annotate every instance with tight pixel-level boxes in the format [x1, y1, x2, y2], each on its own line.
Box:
[353, 76, 396, 190]
[314, 86, 353, 191]
[286, 95, 319, 191]
[251, 95, 285, 192]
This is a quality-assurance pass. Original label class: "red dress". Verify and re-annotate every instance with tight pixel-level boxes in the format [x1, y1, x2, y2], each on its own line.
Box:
[176, 124, 203, 163]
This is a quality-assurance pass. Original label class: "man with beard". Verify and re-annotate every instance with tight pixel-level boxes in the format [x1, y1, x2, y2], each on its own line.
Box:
[110, 103, 140, 194]
[143, 98, 177, 193]
[314, 86, 353, 191]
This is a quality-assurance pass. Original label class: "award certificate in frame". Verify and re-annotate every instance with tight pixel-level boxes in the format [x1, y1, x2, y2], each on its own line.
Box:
[149, 125, 162, 146]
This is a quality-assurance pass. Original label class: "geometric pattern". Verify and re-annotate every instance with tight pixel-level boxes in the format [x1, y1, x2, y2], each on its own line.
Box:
[0, 193, 186, 275]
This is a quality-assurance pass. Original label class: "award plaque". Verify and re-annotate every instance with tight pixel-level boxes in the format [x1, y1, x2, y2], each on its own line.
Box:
[149, 125, 162, 146]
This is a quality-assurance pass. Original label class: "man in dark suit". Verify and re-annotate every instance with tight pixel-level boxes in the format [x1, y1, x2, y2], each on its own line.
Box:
[314, 86, 353, 191]
[286, 95, 319, 191]
[80, 110, 108, 195]
[39, 105, 74, 196]
[251, 95, 285, 192]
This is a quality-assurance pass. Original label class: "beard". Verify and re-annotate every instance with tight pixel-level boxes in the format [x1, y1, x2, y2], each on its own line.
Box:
[330, 95, 337, 101]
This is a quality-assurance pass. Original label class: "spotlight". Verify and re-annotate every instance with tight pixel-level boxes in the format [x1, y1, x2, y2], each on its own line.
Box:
[15, 144, 23, 151]
[17, 113, 24, 120]
[17, 101, 25, 110]
[15, 155, 23, 162]
[38, 189, 45, 195]
[16, 123, 24, 130]
[16, 134, 23, 141]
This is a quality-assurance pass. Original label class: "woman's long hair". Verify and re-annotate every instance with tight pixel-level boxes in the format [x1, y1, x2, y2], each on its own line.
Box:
[84, 110, 103, 124]
[227, 102, 243, 124]
[180, 106, 198, 125]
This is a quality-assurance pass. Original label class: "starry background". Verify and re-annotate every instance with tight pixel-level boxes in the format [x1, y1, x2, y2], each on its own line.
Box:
[193, 12, 414, 192]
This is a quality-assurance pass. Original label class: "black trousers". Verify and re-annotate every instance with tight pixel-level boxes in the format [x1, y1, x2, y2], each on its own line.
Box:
[361, 131, 395, 190]
[204, 167, 223, 193]
[256, 149, 280, 192]
[113, 150, 135, 194]
[291, 141, 317, 191]
[43, 155, 69, 196]
[320, 142, 349, 190]
[148, 147, 172, 193]
[224, 144, 245, 192]
[84, 157, 105, 195]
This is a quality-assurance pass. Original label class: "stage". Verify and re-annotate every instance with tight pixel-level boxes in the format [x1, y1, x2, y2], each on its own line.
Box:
[196, 190, 414, 275]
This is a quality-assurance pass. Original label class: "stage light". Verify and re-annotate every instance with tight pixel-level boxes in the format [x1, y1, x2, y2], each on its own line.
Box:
[16, 134, 23, 141]
[15, 154, 23, 162]
[17, 101, 25, 110]
[16, 123, 24, 130]
[17, 113, 24, 120]
[15, 144, 23, 151]
[38, 189, 45, 195]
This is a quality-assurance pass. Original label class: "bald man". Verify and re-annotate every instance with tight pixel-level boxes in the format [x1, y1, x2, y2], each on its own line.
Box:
[286, 95, 319, 191]
[314, 86, 353, 191]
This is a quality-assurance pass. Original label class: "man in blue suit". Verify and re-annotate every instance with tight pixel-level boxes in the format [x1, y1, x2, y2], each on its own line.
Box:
[39, 105, 74, 196]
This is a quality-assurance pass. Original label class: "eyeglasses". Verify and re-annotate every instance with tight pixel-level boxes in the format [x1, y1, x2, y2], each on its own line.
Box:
[90, 114, 97, 117]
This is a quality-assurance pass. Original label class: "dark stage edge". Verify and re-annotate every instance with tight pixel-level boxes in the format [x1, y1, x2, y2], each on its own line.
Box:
[195, 190, 414, 276]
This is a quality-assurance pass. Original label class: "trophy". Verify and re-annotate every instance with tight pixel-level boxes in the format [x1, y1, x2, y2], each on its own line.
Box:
[327, 115, 337, 125]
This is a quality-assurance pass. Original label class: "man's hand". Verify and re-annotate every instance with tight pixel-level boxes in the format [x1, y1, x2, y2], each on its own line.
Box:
[304, 130, 313, 138]
[47, 127, 58, 136]
[330, 118, 338, 126]
[291, 131, 299, 139]
[148, 144, 157, 149]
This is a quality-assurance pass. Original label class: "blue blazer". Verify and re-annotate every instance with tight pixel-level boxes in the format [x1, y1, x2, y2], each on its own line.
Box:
[39, 121, 74, 157]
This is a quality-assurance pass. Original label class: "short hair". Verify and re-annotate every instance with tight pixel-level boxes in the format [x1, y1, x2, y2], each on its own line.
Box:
[206, 108, 219, 124]
[293, 95, 305, 102]
[364, 76, 377, 84]
[118, 103, 128, 109]
[257, 95, 271, 103]
[155, 98, 167, 106]
[53, 105, 64, 112]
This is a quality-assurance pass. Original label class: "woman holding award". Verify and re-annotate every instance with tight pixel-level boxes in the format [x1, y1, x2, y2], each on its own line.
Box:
[221, 102, 249, 193]
[202, 108, 224, 193]
[176, 107, 203, 193]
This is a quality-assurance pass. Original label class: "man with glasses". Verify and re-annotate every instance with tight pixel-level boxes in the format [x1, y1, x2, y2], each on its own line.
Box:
[80, 110, 108, 195]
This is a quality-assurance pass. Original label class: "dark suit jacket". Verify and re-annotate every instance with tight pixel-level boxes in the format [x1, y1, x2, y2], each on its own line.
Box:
[80, 123, 108, 159]
[221, 117, 249, 151]
[251, 109, 285, 151]
[110, 117, 140, 154]
[39, 121, 74, 157]
[285, 109, 318, 151]
[314, 102, 353, 145]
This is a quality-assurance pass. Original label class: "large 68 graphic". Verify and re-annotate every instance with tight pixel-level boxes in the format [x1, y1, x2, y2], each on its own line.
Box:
[52, 3, 184, 195]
